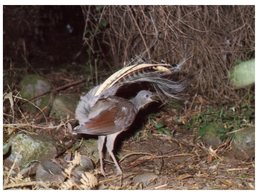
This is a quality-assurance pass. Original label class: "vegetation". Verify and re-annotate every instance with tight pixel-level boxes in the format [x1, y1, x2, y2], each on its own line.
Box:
[3, 5, 255, 189]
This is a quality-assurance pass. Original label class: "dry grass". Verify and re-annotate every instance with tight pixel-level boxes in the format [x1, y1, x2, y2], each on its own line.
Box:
[3, 6, 255, 190]
[3, 6, 254, 102]
[81, 5, 255, 103]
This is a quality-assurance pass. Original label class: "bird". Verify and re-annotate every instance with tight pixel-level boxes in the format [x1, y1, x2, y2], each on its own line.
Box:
[74, 90, 158, 175]
[74, 62, 187, 175]
[75, 63, 186, 125]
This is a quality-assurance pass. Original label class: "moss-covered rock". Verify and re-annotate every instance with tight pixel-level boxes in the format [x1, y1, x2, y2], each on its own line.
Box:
[199, 122, 227, 148]
[19, 74, 52, 113]
[6, 133, 57, 168]
[78, 139, 99, 162]
[231, 127, 255, 160]
[50, 94, 79, 119]
[230, 59, 255, 88]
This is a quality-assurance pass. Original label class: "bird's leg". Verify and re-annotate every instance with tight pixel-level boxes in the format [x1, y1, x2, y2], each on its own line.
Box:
[98, 136, 106, 176]
[106, 132, 123, 175]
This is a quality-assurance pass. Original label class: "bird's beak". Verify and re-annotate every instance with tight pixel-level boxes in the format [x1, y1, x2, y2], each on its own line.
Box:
[150, 94, 160, 103]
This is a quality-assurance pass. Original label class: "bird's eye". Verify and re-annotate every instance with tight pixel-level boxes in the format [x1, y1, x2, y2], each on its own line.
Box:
[145, 94, 149, 98]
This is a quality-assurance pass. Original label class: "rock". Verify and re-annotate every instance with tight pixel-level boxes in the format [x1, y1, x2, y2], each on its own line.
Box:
[19, 74, 52, 113]
[79, 139, 99, 162]
[5, 133, 57, 169]
[71, 155, 95, 183]
[133, 172, 158, 186]
[50, 94, 79, 119]
[36, 160, 65, 182]
[230, 59, 255, 88]
[78, 155, 95, 171]
[72, 155, 95, 175]
[19, 161, 39, 177]
[199, 122, 227, 148]
[3, 142, 11, 156]
[231, 127, 255, 160]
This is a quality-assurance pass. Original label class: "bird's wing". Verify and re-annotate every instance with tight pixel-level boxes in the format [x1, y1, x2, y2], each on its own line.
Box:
[75, 97, 136, 136]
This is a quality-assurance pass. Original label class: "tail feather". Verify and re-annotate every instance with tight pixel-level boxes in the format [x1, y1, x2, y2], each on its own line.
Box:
[76, 62, 187, 124]
[119, 76, 187, 98]
[95, 63, 184, 96]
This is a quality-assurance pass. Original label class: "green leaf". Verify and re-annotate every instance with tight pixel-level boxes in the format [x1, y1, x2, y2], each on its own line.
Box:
[154, 122, 165, 129]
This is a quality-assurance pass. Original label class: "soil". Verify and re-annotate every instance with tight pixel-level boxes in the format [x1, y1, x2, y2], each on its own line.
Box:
[96, 120, 254, 190]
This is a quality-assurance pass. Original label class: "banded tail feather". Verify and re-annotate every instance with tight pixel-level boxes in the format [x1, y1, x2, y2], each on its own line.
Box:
[95, 63, 181, 96]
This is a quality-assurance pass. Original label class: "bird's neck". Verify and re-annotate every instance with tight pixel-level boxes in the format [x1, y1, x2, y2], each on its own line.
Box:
[130, 97, 144, 111]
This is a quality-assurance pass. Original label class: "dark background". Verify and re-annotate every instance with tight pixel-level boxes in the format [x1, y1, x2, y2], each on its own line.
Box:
[3, 5, 255, 103]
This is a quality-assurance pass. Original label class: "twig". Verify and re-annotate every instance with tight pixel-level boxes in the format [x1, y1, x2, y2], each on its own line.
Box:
[11, 95, 48, 122]
[153, 184, 168, 189]
[227, 168, 249, 172]
[5, 156, 18, 186]
[119, 152, 153, 162]
[4, 181, 48, 189]
[120, 151, 193, 163]
[226, 126, 254, 135]
[128, 6, 151, 59]
[3, 123, 67, 130]
[26, 78, 86, 103]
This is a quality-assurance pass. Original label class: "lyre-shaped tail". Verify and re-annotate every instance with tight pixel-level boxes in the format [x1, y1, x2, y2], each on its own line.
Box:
[95, 64, 181, 96]
[95, 63, 186, 99]
[76, 62, 186, 124]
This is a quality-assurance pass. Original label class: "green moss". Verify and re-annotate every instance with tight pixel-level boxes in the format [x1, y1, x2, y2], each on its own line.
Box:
[19, 74, 52, 113]
[8, 133, 56, 168]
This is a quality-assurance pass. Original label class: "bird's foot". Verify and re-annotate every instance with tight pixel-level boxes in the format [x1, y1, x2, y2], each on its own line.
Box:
[100, 168, 106, 177]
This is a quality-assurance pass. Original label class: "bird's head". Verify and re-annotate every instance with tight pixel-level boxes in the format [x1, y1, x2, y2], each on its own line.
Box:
[132, 90, 159, 110]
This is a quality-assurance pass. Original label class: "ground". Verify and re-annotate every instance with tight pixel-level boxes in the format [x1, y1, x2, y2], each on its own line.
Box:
[96, 118, 254, 189]
[3, 72, 255, 190]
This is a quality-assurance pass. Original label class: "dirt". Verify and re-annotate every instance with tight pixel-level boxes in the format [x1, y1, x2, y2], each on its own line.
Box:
[3, 5, 255, 190]
[3, 71, 254, 190]
[97, 130, 254, 189]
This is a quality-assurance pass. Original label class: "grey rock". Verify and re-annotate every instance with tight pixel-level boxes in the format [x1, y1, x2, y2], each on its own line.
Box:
[78, 155, 95, 171]
[36, 160, 65, 182]
[19, 74, 52, 113]
[79, 139, 99, 162]
[3, 142, 11, 156]
[231, 127, 255, 160]
[71, 155, 95, 183]
[199, 122, 226, 148]
[50, 94, 79, 119]
[5, 133, 57, 169]
[133, 172, 158, 186]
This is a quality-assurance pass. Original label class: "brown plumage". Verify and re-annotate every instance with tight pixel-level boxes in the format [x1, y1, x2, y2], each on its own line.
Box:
[74, 90, 158, 175]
